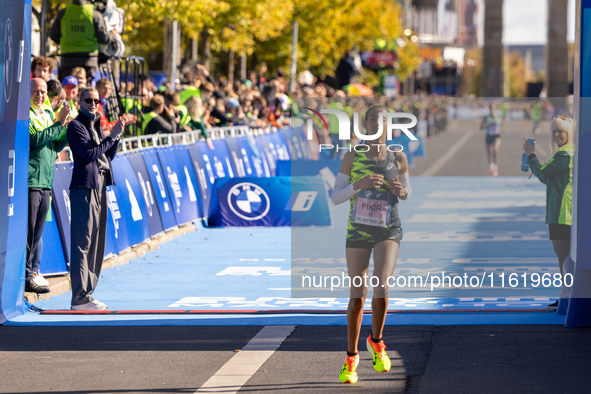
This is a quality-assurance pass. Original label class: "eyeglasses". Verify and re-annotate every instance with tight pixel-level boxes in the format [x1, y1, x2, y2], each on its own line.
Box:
[83, 98, 101, 105]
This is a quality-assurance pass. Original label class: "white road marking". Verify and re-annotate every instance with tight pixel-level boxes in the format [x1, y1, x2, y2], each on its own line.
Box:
[195, 325, 295, 393]
[408, 213, 545, 223]
[216, 267, 291, 276]
[427, 190, 545, 198]
[404, 231, 548, 242]
[420, 129, 475, 176]
[420, 200, 545, 209]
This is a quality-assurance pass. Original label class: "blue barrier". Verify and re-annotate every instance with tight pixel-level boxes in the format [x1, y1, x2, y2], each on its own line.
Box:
[187, 142, 218, 221]
[156, 146, 201, 225]
[254, 135, 276, 176]
[174, 145, 205, 219]
[39, 205, 68, 275]
[141, 147, 177, 230]
[0, 0, 31, 323]
[52, 163, 74, 256]
[212, 139, 238, 178]
[125, 151, 164, 238]
[276, 159, 342, 178]
[110, 155, 151, 247]
[213, 176, 331, 227]
[286, 126, 313, 160]
[226, 136, 266, 178]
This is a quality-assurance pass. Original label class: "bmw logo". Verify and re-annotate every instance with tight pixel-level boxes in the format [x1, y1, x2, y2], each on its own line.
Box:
[228, 182, 270, 221]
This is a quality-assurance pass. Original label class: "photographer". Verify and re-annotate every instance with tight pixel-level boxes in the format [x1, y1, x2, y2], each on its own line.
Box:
[523, 114, 575, 311]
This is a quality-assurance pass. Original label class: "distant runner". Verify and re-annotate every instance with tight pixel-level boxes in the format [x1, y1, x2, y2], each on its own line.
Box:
[481, 102, 504, 176]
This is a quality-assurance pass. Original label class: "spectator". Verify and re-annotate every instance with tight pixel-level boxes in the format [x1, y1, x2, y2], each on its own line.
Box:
[336, 51, 361, 88]
[142, 94, 178, 135]
[26, 78, 71, 293]
[71, 67, 87, 90]
[45, 80, 64, 120]
[207, 97, 232, 127]
[31, 56, 53, 82]
[61, 76, 79, 119]
[227, 97, 248, 126]
[67, 87, 125, 310]
[185, 96, 214, 149]
[96, 78, 117, 134]
[49, 0, 117, 83]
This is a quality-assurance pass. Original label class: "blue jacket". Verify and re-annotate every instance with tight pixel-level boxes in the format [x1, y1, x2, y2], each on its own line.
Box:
[67, 109, 120, 189]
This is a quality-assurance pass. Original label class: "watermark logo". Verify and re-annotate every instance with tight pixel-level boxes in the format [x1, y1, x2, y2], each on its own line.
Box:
[302, 107, 418, 142]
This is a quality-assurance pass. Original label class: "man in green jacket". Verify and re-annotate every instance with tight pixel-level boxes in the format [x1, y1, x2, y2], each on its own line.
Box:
[27, 78, 71, 293]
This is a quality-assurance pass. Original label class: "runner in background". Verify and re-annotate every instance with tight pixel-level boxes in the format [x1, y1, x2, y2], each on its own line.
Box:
[480, 102, 504, 176]
[331, 104, 412, 384]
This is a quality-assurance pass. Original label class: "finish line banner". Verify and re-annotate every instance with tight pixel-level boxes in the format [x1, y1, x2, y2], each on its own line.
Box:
[213, 176, 331, 227]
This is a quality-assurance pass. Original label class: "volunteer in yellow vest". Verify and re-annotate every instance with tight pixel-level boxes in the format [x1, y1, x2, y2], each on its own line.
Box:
[523, 114, 575, 311]
[27, 78, 71, 293]
[142, 95, 179, 135]
[49, 0, 116, 82]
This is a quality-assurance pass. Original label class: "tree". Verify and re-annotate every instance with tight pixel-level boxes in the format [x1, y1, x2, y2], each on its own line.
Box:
[481, 0, 503, 97]
[254, 0, 420, 81]
[546, 0, 568, 97]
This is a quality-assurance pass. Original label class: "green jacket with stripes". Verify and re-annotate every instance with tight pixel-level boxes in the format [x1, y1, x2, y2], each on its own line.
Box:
[29, 107, 68, 189]
[529, 143, 575, 225]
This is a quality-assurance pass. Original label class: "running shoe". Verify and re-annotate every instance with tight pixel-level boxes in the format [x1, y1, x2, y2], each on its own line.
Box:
[488, 164, 495, 176]
[547, 300, 559, 310]
[339, 354, 359, 384]
[492, 164, 499, 177]
[32, 273, 49, 286]
[366, 334, 391, 373]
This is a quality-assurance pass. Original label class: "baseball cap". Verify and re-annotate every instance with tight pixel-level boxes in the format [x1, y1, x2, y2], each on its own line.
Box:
[227, 97, 240, 109]
[62, 76, 78, 87]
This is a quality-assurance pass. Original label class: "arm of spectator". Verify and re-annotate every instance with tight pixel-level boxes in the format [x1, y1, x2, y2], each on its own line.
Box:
[146, 115, 176, 135]
[210, 107, 232, 125]
[93, 10, 115, 45]
[529, 152, 569, 185]
[30, 122, 63, 148]
[54, 127, 69, 152]
[49, 9, 66, 45]
[67, 120, 117, 163]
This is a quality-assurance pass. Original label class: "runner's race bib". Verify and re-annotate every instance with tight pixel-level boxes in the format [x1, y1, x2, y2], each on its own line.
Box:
[350, 189, 392, 228]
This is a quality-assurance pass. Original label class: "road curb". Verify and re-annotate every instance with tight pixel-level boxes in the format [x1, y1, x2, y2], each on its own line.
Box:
[24, 222, 200, 304]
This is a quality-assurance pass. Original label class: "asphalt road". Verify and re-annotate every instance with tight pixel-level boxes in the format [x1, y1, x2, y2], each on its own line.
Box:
[2, 118, 587, 394]
[412, 119, 552, 177]
[1, 324, 591, 393]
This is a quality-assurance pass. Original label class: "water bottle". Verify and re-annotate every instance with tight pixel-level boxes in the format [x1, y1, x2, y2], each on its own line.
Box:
[521, 138, 536, 172]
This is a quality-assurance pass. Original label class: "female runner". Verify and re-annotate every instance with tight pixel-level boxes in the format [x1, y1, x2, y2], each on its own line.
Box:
[331, 104, 412, 384]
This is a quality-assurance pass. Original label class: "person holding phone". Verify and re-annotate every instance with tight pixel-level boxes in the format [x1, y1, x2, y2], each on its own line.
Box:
[67, 87, 125, 311]
[523, 114, 575, 310]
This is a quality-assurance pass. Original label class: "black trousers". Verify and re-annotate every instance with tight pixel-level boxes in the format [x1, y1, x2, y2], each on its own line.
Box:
[69, 173, 108, 305]
[27, 188, 51, 279]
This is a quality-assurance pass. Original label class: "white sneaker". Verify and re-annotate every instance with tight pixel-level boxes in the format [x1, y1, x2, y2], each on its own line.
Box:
[91, 299, 108, 310]
[71, 301, 107, 311]
[32, 273, 49, 286]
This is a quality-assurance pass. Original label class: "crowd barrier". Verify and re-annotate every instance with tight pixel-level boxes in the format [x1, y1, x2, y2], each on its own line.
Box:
[39, 126, 317, 276]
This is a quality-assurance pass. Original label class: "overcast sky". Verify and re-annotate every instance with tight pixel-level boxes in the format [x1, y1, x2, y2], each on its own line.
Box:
[475, 0, 576, 45]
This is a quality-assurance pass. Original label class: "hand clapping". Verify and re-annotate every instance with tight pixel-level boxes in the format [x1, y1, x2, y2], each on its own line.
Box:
[110, 118, 127, 139]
